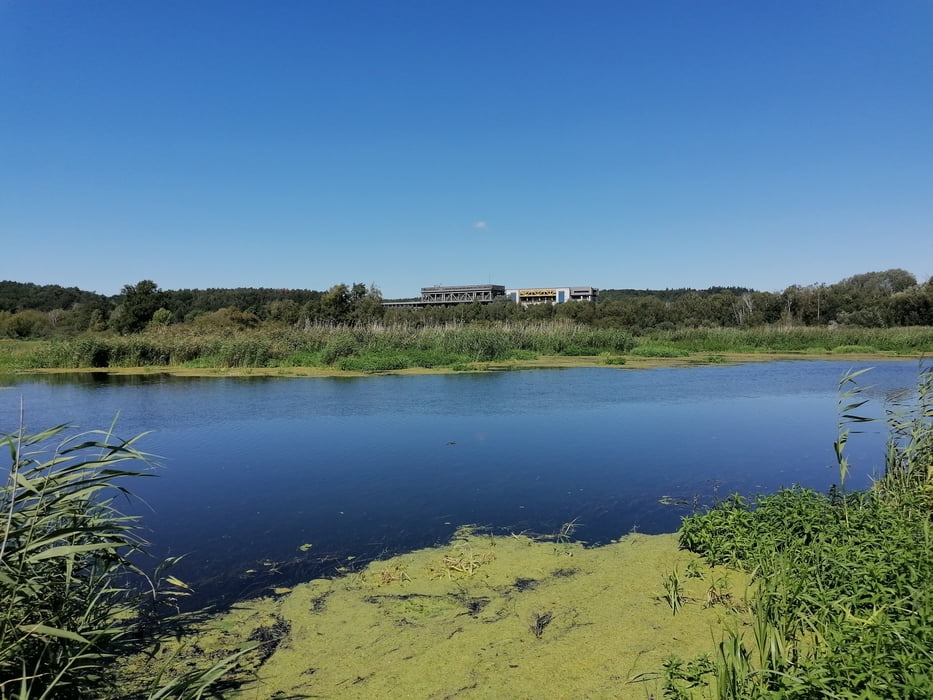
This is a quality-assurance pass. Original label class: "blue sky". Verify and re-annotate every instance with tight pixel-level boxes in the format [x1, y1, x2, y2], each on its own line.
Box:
[2, 1, 931, 298]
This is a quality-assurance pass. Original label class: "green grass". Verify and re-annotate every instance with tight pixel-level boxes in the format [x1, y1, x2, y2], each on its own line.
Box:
[0, 423, 254, 698]
[7, 323, 634, 371]
[4, 324, 930, 374]
[641, 326, 933, 354]
[671, 365, 933, 699]
[0, 340, 43, 372]
[629, 344, 691, 358]
[832, 344, 878, 354]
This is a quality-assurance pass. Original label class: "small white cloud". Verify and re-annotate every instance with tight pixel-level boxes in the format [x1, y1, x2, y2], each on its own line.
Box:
[473, 221, 488, 229]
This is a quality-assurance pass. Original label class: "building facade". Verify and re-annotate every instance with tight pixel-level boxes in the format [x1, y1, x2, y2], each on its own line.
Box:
[505, 286, 599, 305]
[383, 284, 598, 308]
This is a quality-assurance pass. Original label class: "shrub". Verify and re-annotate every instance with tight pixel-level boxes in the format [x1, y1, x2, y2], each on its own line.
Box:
[674, 367, 933, 698]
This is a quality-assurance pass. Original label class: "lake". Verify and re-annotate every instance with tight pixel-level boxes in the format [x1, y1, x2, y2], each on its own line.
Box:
[0, 360, 923, 605]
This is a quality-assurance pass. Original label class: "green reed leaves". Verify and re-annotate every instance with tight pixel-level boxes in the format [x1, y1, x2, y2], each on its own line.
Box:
[16, 322, 637, 371]
[675, 365, 933, 699]
[0, 423, 249, 700]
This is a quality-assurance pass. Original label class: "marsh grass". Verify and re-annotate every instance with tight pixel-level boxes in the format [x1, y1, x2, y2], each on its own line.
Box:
[0, 422, 252, 699]
[14, 323, 635, 372]
[0, 341, 41, 372]
[5, 324, 929, 373]
[643, 326, 933, 354]
[629, 344, 691, 358]
[674, 365, 933, 698]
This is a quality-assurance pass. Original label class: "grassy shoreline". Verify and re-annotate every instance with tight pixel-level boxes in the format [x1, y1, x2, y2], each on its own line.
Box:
[1, 323, 929, 377]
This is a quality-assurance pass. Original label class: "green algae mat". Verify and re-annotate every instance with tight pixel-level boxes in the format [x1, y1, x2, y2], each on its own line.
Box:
[116, 531, 749, 699]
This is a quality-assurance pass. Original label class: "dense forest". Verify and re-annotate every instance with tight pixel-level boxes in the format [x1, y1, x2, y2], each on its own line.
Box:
[1, 269, 931, 339]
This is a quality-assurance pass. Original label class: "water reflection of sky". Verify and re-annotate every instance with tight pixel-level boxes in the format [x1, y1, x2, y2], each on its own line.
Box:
[1, 360, 924, 605]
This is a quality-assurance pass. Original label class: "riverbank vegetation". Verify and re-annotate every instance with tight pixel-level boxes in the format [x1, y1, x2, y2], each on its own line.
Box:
[0, 424, 253, 699]
[2, 269, 932, 342]
[671, 366, 933, 698]
[1, 323, 930, 374]
[1, 270, 929, 374]
[1, 323, 929, 375]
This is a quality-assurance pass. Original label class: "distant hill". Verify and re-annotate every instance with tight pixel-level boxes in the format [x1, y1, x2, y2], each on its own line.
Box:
[0, 281, 110, 313]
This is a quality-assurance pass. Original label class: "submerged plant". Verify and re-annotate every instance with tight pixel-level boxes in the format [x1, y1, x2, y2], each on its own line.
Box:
[662, 569, 685, 615]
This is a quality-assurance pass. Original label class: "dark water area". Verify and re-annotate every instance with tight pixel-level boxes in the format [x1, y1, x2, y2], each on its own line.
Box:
[0, 360, 923, 606]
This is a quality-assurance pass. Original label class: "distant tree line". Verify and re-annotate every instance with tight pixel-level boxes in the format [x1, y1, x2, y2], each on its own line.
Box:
[0, 280, 385, 338]
[383, 269, 932, 330]
[1, 269, 931, 339]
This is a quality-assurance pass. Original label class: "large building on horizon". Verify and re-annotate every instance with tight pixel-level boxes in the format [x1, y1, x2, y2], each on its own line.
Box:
[382, 284, 598, 308]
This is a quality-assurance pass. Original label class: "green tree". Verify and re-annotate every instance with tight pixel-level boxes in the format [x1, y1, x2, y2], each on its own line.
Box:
[111, 280, 165, 334]
[555, 300, 596, 324]
[265, 299, 301, 325]
[349, 284, 385, 324]
[5, 309, 50, 338]
[886, 287, 933, 326]
[320, 284, 351, 324]
[192, 307, 260, 329]
[148, 307, 174, 330]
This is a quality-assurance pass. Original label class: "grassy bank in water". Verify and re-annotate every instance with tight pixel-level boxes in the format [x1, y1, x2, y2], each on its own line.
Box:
[111, 529, 750, 700]
[643, 325, 933, 354]
[13, 323, 635, 372]
[670, 366, 933, 698]
[3, 324, 929, 374]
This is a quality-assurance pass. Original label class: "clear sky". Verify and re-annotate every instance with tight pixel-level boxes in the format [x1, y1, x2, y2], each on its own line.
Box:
[2, 1, 931, 298]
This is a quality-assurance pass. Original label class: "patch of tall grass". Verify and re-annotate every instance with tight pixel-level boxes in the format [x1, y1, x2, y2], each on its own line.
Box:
[0, 423, 249, 698]
[18, 323, 636, 371]
[673, 366, 933, 698]
[644, 326, 933, 354]
[629, 344, 691, 358]
[0, 341, 42, 373]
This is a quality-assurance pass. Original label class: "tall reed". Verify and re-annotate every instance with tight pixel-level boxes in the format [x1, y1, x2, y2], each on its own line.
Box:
[674, 365, 933, 698]
[22, 322, 636, 371]
[0, 422, 249, 699]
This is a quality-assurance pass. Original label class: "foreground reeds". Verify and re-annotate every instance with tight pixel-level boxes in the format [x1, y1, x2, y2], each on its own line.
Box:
[674, 365, 933, 698]
[0, 423, 251, 699]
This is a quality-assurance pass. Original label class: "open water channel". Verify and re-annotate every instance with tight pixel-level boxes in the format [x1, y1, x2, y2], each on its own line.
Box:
[0, 360, 923, 606]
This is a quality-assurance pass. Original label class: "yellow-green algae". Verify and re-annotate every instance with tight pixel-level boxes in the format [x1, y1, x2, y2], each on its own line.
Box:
[120, 530, 750, 699]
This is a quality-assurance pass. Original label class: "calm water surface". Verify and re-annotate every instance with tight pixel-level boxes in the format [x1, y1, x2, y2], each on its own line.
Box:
[0, 361, 921, 604]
